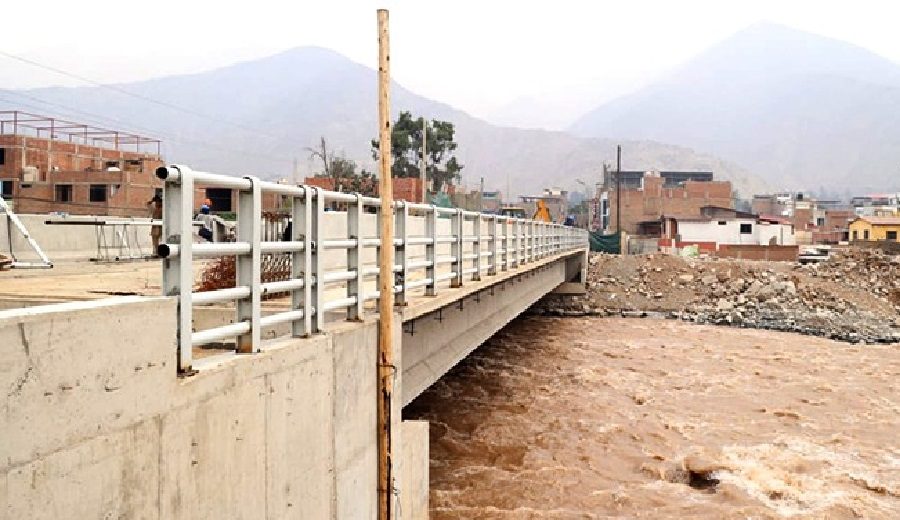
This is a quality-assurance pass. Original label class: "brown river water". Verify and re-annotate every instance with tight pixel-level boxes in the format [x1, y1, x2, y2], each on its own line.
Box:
[404, 317, 900, 519]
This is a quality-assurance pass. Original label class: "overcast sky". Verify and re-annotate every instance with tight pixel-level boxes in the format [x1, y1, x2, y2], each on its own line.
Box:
[2, 0, 899, 129]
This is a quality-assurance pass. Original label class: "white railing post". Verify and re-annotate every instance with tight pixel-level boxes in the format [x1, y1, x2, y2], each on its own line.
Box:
[538, 222, 544, 259]
[425, 205, 437, 296]
[395, 201, 408, 305]
[347, 194, 365, 320]
[451, 208, 463, 287]
[500, 217, 509, 271]
[300, 187, 315, 336]
[291, 188, 306, 336]
[528, 220, 534, 263]
[489, 215, 498, 275]
[160, 164, 193, 373]
[312, 188, 325, 333]
[236, 176, 262, 353]
[512, 218, 520, 268]
[472, 214, 481, 281]
[544, 222, 550, 257]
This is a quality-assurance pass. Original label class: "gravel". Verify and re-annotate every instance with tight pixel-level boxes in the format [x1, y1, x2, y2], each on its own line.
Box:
[534, 248, 900, 344]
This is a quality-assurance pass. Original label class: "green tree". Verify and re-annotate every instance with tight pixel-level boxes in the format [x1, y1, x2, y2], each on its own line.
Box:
[371, 111, 463, 193]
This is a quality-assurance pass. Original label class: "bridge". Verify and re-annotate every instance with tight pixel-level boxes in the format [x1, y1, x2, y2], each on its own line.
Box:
[1, 165, 588, 519]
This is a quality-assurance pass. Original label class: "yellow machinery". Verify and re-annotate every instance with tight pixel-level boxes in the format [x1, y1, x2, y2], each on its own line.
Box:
[532, 200, 552, 222]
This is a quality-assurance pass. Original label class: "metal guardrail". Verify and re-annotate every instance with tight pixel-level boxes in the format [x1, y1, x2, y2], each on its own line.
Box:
[156, 164, 588, 373]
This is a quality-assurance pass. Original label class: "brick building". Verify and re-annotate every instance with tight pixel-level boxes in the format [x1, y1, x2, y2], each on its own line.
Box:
[0, 111, 296, 217]
[0, 111, 166, 216]
[751, 192, 854, 244]
[600, 170, 733, 234]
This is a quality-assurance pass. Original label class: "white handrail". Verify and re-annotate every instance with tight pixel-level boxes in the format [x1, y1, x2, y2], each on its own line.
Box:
[157, 164, 589, 373]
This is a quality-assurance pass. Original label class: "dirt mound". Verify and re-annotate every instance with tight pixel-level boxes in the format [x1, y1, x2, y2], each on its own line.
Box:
[536, 249, 900, 344]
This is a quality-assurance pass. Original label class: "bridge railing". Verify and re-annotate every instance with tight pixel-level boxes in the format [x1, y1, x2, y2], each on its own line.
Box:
[155, 164, 588, 373]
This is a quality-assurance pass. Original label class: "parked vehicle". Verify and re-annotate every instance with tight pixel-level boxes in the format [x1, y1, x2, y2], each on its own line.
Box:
[798, 245, 832, 264]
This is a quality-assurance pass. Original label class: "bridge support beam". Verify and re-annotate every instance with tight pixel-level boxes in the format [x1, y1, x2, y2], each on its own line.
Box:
[401, 258, 569, 406]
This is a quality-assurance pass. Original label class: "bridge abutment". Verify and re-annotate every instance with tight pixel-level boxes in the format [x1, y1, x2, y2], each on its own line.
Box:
[0, 297, 426, 519]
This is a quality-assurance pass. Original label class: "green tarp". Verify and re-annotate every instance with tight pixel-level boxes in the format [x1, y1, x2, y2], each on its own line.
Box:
[589, 231, 621, 254]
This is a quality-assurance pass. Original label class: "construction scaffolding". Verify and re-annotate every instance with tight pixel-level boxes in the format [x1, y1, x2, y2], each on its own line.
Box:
[0, 110, 161, 154]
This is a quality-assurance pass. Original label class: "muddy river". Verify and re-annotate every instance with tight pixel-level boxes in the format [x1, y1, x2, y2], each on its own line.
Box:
[404, 317, 900, 519]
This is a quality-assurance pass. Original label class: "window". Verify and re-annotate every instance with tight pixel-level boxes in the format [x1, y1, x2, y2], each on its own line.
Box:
[89, 184, 107, 202]
[816, 217, 825, 226]
[205, 188, 233, 212]
[888, 231, 898, 241]
[852, 230, 858, 240]
[0, 148, 5, 165]
[740, 223, 752, 234]
[1, 180, 12, 197]
[718, 220, 727, 225]
[864, 230, 870, 240]
[55, 184, 73, 202]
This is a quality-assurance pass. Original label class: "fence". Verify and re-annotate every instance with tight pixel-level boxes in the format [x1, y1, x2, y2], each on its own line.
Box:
[156, 165, 588, 373]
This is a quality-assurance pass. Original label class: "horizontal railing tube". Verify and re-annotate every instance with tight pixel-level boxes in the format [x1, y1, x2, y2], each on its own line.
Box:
[260, 310, 305, 328]
[191, 322, 251, 347]
[262, 279, 305, 294]
[261, 241, 305, 253]
[158, 241, 252, 258]
[192, 287, 251, 305]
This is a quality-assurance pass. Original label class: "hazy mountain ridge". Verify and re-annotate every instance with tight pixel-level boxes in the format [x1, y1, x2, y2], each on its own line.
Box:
[2, 46, 766, 197]
[571, 22, 900, 193]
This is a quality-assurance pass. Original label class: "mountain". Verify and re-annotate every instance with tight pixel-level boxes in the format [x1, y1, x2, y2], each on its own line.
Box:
[1, 46, 766, 197]
[570, 22, 900, 194]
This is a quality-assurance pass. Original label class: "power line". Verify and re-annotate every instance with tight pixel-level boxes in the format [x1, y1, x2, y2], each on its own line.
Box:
[0, 90, 295, 167]
[0, 50, 296, 146]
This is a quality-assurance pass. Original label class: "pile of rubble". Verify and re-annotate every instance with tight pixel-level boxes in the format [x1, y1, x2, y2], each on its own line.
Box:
[535, 248, 900, 344]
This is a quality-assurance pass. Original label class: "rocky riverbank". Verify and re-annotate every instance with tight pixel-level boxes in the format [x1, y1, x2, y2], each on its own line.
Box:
[535, 248, 900, 344]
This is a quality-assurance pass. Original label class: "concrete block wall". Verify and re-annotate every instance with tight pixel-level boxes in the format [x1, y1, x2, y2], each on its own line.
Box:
[1, 297, 428, 519]
[716, 244, 799, 261]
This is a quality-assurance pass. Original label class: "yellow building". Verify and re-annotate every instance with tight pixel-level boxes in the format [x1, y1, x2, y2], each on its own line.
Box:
[849, 216, 900, 241]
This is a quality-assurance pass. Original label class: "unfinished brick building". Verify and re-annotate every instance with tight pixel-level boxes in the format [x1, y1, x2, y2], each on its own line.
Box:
[0, 111, 166, 216]
[600, 170, 733, 235]
[304, 176, 427, 203]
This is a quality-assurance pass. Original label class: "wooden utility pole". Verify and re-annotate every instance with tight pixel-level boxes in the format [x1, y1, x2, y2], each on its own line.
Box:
[480, 176, 485, 213]
[376, 9, 395, 520]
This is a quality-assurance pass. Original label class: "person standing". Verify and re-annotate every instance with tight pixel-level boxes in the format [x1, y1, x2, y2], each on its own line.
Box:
[197, 204, 214, 242]
[148, 194, 163, 256]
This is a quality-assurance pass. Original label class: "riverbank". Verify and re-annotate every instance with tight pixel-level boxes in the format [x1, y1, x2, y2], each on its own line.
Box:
[535, 249, 900, 344]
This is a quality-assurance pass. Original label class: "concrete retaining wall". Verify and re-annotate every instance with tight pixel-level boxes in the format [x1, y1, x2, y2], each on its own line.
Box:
[0, 214, 155, 261]
[1, 297, 427, 519]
